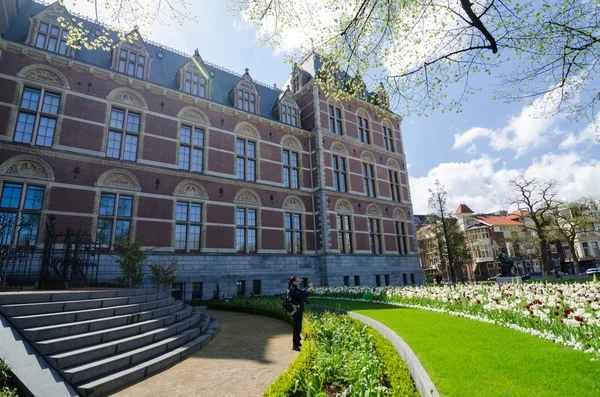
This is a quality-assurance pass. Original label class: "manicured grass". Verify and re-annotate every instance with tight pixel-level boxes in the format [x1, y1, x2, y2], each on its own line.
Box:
[312, 298, 600, 397]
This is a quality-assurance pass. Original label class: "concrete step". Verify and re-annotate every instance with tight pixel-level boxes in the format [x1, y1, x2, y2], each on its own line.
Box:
[0, 293, 166, 317]
[47, 311, 202, 369]
[9, 297, 175, 328]
[0, 289, 158, 305]
[34, 306, 194, 355]
[62, 327, 201, 384]
[76, 325, 219, 397]
[22, 301, 185, 342]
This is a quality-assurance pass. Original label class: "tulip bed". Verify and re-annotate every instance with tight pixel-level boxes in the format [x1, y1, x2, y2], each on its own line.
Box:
[312, 281, 600, 354]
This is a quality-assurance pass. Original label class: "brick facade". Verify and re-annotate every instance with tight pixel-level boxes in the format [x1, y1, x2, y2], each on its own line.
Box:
[0, 0, 422, 297]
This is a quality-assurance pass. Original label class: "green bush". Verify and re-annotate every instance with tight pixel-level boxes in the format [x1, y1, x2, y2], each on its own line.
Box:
[148, 257, 179, 292]
[208, 296, 419, 397]
[114, 240, 147, 288]
[0, 359, 17, 397]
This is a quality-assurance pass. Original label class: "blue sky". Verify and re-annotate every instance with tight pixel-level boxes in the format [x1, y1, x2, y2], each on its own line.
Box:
[68, 0, 600, 215]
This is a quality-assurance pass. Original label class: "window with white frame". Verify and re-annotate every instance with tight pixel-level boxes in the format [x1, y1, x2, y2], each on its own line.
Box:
[389, 170, 401, 202]
[281, 104, 298, 126]
[118, 49, 145, 79]
[395, 221, 410, 255]
[362, 163, 376, 197]
[328, 105, 343, 135]
[383, 126, 395, 152]
[368, 218, 382, 254]
[592, 241, 600, 257]
[470, 228, 490, 241]
[285, 213, 302, 254]
[175, 201, 202, 252]
[237, 88, 257, 113]
[96, 193, 133, 249]
[582, 242, 590, 257]
[332, 155, 348, 192]
[236, 208, 257, 253]
[475, 244, 492, 258]
[236, 139, 256, 181]
[34, 22, 68, 55]
[0, 182, 44, 246]
[357, 115, 370, 144]
[337, 215, 353, 253]
[14, 87, 60, 147]
[283, 150, 299, 189]
[178, 125, 204, 172]
[106, 108, 140, 162]
[184, 71, 207, 98]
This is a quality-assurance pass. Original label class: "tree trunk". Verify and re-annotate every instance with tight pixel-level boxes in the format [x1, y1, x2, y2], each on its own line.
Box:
[539, 238, 552, 274]
[569, 240, 580, 272]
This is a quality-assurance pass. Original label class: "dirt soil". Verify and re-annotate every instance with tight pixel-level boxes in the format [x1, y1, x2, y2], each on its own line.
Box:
[111, 308, 298, 397]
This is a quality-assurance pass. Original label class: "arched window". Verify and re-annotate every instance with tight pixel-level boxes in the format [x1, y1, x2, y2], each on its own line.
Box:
[105, 88, 147, 163]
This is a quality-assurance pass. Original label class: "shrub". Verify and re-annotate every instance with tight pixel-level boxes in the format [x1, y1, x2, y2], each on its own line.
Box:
[148, 257, 179, 292]
[114, 240, 147, 288]
[0, 359, 17, 397]
[208, 297, 419, 397]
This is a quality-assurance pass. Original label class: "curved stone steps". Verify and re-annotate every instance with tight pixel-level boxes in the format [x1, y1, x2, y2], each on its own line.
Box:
[0, 289, 219, 397]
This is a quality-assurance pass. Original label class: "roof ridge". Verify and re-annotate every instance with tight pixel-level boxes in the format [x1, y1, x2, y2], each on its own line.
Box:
[32, 0, 282, 92]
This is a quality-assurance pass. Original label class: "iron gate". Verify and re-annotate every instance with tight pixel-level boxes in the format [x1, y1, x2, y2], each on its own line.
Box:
[38, 216, 99, 289]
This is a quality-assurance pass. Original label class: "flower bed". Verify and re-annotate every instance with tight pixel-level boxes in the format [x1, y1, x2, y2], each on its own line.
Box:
[207, 297, 418, 396]
[312, 281, 600, 355]
[0, 359, 17, 397]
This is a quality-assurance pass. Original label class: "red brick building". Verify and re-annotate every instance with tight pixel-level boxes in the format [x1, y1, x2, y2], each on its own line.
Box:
[0, 0, 421, 298]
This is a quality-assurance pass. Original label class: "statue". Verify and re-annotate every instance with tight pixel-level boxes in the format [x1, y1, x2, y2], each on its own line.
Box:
[498, 248, 517, 277]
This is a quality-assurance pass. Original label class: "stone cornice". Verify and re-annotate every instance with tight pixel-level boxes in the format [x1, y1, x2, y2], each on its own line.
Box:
[0, 39, 310, 138]
[320, 128, 407, 162]
[327, 190, 413, 210]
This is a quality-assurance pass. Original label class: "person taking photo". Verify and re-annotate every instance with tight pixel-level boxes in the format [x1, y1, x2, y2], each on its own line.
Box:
[288, 276, 312, 351]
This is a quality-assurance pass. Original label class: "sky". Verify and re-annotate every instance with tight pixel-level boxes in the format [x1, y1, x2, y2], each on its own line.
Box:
[65, 0, 600, 216]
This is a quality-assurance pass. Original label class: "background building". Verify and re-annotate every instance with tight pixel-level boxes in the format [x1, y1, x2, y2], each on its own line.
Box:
[0, 0, 422, 298]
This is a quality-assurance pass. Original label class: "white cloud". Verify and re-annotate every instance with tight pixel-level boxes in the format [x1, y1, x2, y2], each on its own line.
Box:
[559, 112, 600, 149]
[453, 127, 492, 150]
[409, 152, 600, 215]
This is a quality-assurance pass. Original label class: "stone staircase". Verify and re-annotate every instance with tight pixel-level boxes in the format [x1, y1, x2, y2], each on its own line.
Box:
[0, 289, 219, 397]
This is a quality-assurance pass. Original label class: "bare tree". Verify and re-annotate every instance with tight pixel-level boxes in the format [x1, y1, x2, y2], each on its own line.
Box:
[510, 176, 559, 274]
[233, 0, 600, 126]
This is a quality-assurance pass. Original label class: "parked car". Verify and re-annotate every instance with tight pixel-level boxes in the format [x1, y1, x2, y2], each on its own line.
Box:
[585, 268, 600, 275]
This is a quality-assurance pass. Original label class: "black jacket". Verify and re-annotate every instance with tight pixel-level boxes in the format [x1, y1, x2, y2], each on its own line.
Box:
[288, 285, 310, 313]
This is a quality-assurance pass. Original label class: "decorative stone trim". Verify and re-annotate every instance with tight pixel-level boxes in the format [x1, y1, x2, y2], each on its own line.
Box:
[311, 305, 440, 397]
[0, 155, 55, 181]
[334, 198, 354, 214]
[366, 203, 382, 216]
[95, 169, 141, 192]
[107, 87, 148, 110]
[282, 195, 306, 211]
[234, 121, 260, 139]
[234, 188, 262, 206]
[280, 134, 302, 150]
[173, 180, 208, 199]
[393, 208, 407, 220]
[177, 106, 210, 126]
[17, 64, 70, 88]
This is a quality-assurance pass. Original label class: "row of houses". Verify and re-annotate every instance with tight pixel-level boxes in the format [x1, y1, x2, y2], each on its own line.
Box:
[417, 203, 600, 282]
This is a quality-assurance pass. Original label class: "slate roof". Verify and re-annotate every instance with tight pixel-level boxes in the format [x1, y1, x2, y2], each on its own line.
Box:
[4, 0, 286, 123]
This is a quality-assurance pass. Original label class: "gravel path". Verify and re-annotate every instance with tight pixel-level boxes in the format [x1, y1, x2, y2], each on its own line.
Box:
[111, 309, 297, 397]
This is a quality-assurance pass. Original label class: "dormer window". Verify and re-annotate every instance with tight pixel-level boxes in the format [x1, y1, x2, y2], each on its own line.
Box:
[281, 105, 297, 126]
[179, 49, 211, 99]
[232, 69, 260, 114]
[118, 49, 145, 79]
[111, 33, 152, 80]
[184, 71, 207, 98]
[34, 22, 68, 55]
[238, 88, 256, 113]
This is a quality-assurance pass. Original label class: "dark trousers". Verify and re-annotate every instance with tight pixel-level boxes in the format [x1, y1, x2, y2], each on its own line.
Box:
[293, 310, 303, 346]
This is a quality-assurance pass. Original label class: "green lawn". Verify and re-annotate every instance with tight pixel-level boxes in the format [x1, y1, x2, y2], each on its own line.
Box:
[311, 298, 600, 397]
